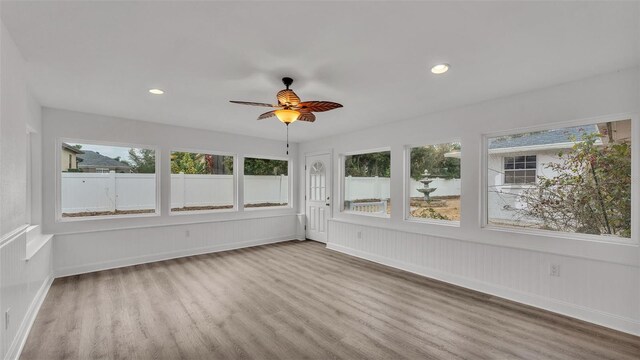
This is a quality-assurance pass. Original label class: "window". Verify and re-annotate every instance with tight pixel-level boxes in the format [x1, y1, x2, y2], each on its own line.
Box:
[243, 157, 288, 208]
[343, 150, 391, 216]
[486, 119, 632, 239]
[309, 161, 326, 201]
[171, 151, 234, 212]
[408, 142, 461, 222]
[59, 141, 157, 218]
[503, 155, 536, 184]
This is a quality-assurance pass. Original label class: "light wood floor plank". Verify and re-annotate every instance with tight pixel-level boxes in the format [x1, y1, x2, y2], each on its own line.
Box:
[21, 240, 640, 360]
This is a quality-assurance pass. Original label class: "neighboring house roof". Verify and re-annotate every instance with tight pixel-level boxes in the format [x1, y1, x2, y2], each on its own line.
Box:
[488, 125, 599, 150]
[445, 125, 601, 159]
[77, 150, 131, 170]
[62, 143, 84, 154]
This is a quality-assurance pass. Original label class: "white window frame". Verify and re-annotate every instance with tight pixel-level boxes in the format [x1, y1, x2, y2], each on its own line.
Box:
[503, 155, 537, 185]
[481, 113, 638, 245]
[403, 140, 461, 227]
[55, 138, 161, 222]
[340, 147, 392, 218]
[169, 147, 238, 215]
[242, 154, 292, 211]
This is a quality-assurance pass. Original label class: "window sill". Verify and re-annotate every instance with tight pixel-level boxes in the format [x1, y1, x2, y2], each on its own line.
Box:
[56, 211, 160, 223]
[243, 205, 292, 212]
[405, 218, 460, 227]
[341, 210, 391, 219]
[25, 225, 53, 260]
[170, 208, 236, 216]
[483, 223, 638, 246]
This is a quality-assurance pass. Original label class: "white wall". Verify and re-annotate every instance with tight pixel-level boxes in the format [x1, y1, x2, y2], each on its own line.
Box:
[42, 108, 302, 275]
[299, 67, 640, 335]
[0, 21, 53, 360]
[54, 214, 297, 277]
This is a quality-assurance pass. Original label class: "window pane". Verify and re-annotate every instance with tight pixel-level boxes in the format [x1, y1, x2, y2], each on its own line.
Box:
[61, 142, 156, 218]
[408, 143, 461, 222]
[487, 119, 632, 238]
[244, 157, 288, 207]
[171, 152, 234, 212]
[343, 150, 391, 215]
[504, 172, 515, 183]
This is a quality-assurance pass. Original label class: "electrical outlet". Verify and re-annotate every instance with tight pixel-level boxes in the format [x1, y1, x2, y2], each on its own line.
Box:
[5, 308, 10, 330]
[357, 231, 362, 239]
[550, 264, 560, 277]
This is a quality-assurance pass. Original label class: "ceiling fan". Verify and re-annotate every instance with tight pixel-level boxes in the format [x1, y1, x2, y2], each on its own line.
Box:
[230, 77, 343, 154]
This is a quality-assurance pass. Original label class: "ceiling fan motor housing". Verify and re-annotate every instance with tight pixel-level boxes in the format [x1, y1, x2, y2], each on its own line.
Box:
[282, 77, 293, 89]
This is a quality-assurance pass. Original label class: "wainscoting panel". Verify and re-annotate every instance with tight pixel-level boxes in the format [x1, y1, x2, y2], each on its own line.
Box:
[327, 219, 640, 336]
[54, 214, 299, 277]
[0, 228, 53, 360]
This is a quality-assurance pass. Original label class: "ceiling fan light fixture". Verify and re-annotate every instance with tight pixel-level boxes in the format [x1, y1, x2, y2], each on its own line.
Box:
[275, 109, 300, 124]
[431, 63, 449, 74]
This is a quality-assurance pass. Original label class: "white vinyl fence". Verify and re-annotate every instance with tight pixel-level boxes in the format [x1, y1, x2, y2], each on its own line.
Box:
[344, 176, 461, 201]
[61, 172, 288, 213]
[61, 173, 459, 214]
[61, 172, 156, 213]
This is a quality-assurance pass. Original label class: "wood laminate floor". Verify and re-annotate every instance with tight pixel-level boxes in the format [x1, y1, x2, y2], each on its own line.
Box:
[22, 240, 639, 360]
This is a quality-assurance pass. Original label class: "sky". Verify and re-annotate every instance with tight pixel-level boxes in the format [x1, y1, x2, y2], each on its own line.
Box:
[68, 143, 135, 161]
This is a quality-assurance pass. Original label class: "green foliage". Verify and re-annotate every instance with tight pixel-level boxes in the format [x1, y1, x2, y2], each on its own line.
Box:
[171, 152, 206, 174]
[423, 207, 450, 221]
[171, 153, 233, 174]
[345, 151, 391, 177]
[410, 143, 461, 181]
[518, 132, 631, 238]
[128, 148, 156, 173]
[244, 158, 287, 176]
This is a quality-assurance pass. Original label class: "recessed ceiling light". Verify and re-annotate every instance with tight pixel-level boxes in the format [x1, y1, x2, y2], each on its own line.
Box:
[149, 88, 164, 95]
[431, 63, 449, 74]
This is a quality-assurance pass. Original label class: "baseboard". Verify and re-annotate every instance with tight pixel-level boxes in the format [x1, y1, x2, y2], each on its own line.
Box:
[326, 242, 640, 336]
[55, 235, 297, 277]
[5, 275, 54, 360]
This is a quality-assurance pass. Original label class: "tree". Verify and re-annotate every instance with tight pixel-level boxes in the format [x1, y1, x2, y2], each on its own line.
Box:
[517, 132, 631, 237]
[244, 158, 287, 175]
[128, 148, 156, 173]
[171, 152, 206, 174]
[345, 152, 391, 177]
[170, 153, 234, 175]
[410, 143, 461, 181]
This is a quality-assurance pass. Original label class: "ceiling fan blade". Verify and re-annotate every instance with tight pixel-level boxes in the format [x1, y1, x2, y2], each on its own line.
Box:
[230, 101, 279, 108]
[297, 101, 343, 112]
[297, 112, 316, 122]
[257, 110, 276, 120]
[277, 89, 301, 106]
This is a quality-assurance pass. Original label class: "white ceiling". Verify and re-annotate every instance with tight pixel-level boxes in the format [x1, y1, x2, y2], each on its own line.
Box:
[2, 1, 638, 142]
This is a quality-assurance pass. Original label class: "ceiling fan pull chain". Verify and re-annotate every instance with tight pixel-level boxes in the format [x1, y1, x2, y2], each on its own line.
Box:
[286, 124, 289, 155]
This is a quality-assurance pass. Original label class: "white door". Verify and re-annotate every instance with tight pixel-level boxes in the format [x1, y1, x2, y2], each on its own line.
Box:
[305, 153, 331, 242]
